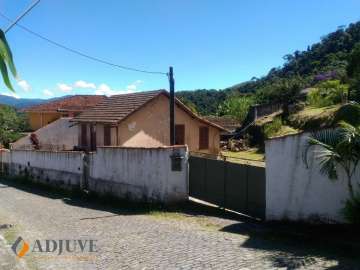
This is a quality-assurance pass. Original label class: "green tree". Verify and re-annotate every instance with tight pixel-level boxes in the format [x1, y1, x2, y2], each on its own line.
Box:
[347, 43, 360, 101]
[255, 77, 305, 117]
[0, 105, 28, 148]
[303, 122, 360, 199]
[217, 95, 254, 122]
[177, 97, 198, 114]
[0, 29, 17, 91]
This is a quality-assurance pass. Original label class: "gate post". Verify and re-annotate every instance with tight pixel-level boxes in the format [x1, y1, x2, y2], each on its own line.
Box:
[223, 155, 227, 211]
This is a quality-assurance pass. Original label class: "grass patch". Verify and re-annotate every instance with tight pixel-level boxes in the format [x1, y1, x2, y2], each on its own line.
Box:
[149, 210, 222, 231]
[2, 226, 17, 243]
[264, 117, 282, 138]
[149, 210, 186, 220]
[288, 105, 340, 130]
[268, 125, 299, 138]
[222, 149, 264, 161]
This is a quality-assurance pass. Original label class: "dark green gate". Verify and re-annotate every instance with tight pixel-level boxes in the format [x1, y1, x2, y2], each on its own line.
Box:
[189, 155, 266, 219]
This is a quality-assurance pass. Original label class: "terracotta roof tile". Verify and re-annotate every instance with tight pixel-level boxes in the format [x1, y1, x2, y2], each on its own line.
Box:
[72, 90, 226, 131]
[25, 95, 105, 113]
[72, 90, 164, 123]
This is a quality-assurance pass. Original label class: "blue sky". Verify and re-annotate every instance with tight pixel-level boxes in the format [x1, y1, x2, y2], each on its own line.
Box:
[0, 0, 360, 99]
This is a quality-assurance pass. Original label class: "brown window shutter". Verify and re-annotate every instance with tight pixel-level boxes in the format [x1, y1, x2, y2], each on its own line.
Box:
[104, 125, 111, 146]
[81, 124, 87, 147]
[199, 127, 209, 150]
[175, 124, 185, 145]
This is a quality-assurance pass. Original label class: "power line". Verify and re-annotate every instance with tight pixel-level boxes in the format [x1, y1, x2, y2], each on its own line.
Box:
[0, 12, 167, 75]
[5, 0, 41, 33]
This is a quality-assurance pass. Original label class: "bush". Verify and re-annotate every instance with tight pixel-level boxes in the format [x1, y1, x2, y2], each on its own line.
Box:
[333, 102, 360, 126]
[0, 105, 29, 148]
[342, 195, 360, 224]
[263, 117, 282, 138]
[217, 95, 255, 122]
[307, 80, 348, 108]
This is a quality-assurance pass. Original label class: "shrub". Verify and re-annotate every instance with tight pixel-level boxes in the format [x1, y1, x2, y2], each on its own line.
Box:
[342, 195, 360, 224]
[307, 80, 348, 108]
[333, 102, 360, 126]
[217, 95, 255, 122]
[263, 117, 282, 138]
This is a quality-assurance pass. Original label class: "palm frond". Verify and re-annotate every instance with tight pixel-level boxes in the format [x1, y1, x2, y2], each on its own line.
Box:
[302, 128, 341, 168]
[0, 29, 17, 91]
[0, 57, 14, 91]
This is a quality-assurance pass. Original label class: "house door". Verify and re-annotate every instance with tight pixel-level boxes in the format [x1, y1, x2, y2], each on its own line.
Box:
[90, 124, 97, 151]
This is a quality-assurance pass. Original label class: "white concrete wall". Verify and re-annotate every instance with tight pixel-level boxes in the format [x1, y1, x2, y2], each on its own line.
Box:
[11, 118, 78, 151]
[0, 149, 10, 164]
[10, 150, 83, 174]
[265, 132, 360, 223]
[8, 149, 84, 188]
[0, 149, 10, 175]
[89, 146, 188, 203]
[0, 146, 189, 204]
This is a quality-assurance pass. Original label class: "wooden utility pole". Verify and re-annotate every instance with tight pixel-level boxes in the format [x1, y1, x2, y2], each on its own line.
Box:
[169, 66, 175, 145]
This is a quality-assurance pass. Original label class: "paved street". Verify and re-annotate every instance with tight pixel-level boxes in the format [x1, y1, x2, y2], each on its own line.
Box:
[0, 180, 357, 270]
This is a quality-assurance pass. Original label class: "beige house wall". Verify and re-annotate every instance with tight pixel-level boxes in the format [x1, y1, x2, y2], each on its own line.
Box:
[77, 94, 221, 154]
[12, 118, 78, 151]
[117, 94, 220, 154]
[28, 112, 62, 131]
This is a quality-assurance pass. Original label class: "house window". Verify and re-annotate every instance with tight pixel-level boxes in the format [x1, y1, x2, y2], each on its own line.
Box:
[104, 125, 111, 146]
[81, 124, 87, 147]
[199, 126, 209, 150]
[175, 124, 185, 145]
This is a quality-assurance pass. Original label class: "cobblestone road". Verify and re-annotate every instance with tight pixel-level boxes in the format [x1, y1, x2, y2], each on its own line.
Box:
[0, 181, 358, 270]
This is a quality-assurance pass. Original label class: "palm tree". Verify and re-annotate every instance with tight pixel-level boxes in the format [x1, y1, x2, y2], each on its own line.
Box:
[0, 29, 17, 91]
[303, 122, 360, 199]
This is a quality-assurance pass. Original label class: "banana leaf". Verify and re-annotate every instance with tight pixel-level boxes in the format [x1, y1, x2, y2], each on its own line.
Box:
[0, 29, 17, 91]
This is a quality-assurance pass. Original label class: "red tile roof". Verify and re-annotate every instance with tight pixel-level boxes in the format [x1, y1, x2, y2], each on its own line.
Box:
[25, 95, 105, 113]
[72, 90, 226, 130]
[203, 116, 240, 132]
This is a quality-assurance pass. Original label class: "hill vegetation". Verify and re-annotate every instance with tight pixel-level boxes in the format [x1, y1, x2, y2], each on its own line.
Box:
[176, 21, 360, 118]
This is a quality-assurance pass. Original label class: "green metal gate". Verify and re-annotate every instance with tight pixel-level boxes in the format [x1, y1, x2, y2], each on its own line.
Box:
[189, 155, 266, 219]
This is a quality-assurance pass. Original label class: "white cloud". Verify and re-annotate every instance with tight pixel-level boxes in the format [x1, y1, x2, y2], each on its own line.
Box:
[125, 80, 143, 93]
[74, 80, 96, 89]
[1, 92, 20, 99]
[57, 83, 73, 93]
[43, 89, 54, 97]
[94, 80, 144, 96]
[17, 80, 31, 92]
[95, 83, 121, 96]
[126, 84, 137, 91]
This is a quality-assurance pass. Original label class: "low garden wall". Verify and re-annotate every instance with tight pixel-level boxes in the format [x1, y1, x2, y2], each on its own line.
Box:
[265, 132, 360, 223]
[0, 146, 188, 204]
[88, 146, 188, 203]
[7, 149, 84, 189]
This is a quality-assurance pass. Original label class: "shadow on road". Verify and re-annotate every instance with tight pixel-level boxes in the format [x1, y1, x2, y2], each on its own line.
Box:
[220, 222, 360, 269]
[0, 177, 252, 223]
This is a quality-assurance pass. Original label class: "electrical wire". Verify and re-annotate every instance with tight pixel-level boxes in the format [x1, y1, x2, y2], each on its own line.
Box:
[0, 12, 168, 75]
[5, 0, 41, 33]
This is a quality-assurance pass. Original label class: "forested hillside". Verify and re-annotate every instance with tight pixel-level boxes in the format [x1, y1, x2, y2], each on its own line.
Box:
[177, 21, 360, 116]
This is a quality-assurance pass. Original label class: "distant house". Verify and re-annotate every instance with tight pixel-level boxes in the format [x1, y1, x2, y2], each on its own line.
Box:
[203, 116, 240, 139]
[71, 90, 225, 154]
[24, 95, 105, 131]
